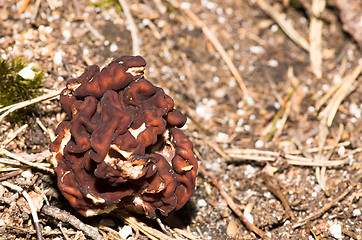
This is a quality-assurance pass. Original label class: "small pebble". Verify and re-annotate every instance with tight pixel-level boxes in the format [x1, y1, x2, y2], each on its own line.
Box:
[53, 51, 64, 66]
[18, 66, 35, 79]
[244, 165, 256, 177]
[62, 29, 71, 42]
[271, 24, 279, 32]
[180, 2, 191, 9]
[226, 219, 239, 237]
[255, 140, 264, 148]
[353, 209, 361, 216]
[337, 146, 345, 156]
[198, 199, 207, 207]
[110, 42, 118, 52]
[349, 103, 361, 118]
[267, 59, 278, 67]
[250, 46, 265, 54]
[44, 226, 52, 231]
[21, 169, 32, 178]
[329, 223, 342, 240]
[119, 225, 133, 239]
[244, 213, 254, 224]
[216, 132, 229, 142]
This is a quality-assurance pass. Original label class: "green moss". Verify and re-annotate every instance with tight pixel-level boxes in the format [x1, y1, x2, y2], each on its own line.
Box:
[0, 57, 44, 123]
[290, 0, 303, 9]
[90, 0, 122, 14]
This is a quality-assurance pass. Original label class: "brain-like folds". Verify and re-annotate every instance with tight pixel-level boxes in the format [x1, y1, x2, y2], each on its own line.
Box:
[50, 56, 197, 218]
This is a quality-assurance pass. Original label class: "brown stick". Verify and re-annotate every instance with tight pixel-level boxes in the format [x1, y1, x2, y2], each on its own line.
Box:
[342, 228, 362, 240]
[42, 205, 103, 240]
[292, 185, 354, 228]
[260, 171, 294, 220]
[198, 165, 270, 239]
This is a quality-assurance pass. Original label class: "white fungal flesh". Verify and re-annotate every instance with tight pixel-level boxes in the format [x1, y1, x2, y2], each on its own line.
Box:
[85, 204, 118, 217]
[117, 161, 145, 179]
[126, 66, 145, 76]
[129, 123, 146, 139]
[50, 128, 71, 168]
[110, 144, 133, 159]
[86, 193, 106, 204]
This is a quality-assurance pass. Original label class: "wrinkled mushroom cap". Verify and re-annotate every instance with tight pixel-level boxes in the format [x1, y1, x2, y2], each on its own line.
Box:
[50, 56, 197, 218]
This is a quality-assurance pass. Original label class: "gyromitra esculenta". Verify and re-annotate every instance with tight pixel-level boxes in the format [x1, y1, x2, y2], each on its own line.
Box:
[50, 56, 197, 218]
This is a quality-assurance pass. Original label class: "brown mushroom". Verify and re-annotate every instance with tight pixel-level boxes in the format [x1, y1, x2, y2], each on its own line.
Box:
[50, 56, 197, 218]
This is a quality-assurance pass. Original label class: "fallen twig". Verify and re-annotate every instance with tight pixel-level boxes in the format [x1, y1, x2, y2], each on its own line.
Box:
[198, 165, 270, 239]
[168, 0, 251, 103]
[0, 169, 23, 181]
[118, 0, 141, 55]
[0, 89, 62, 123]
[42, 205, 103, 240]
[292, 184, 354, 228]
[2, 181, 43, 240]
[261, 168, 294, 220]
[342, 228, 362, 240]
[255, 0, 309, 51]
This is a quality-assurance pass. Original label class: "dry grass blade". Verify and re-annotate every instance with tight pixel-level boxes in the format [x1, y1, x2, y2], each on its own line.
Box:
[98, 226, 122, 240]
[17, 0, 31, 14]
[1, 123, 28, 146]
[0, 148, 54, 174]
[119, 213, 177, 240]
[262, 85, 295, 140]
[225, 148, 349, 167]
[309, 18, 323, 78]
[255, 0, 309, 52]
[2, 181, 43, 240]
[0, 89, 62, 123]
[83, 21, 105, 41]
[318, 124, 344, 191]
[168, 0, 251, 103]
[172, 228, 197, 240]
[288, 141, 350, 154]
[318, 62, 362, 126]
[315, 56, 348, 110]
[315, 122, 328, 192]
[309, 0, 325, 78]
[118, 0, 141, 55]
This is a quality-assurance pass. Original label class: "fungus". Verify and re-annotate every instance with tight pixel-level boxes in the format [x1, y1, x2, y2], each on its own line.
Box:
[50, 56, 197, 218]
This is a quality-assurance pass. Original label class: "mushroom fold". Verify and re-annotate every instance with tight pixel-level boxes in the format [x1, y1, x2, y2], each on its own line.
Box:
[50, 56, 197, 218]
